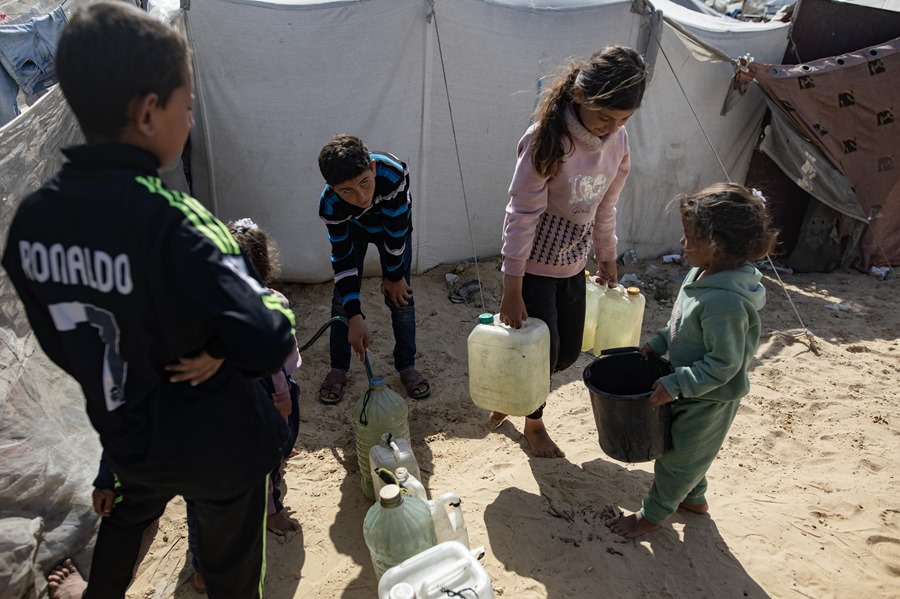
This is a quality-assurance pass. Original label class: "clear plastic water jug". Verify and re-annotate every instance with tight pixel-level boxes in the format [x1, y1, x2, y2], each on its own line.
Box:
[377, 541, 494, 599]
[582, 271, 602, 352]
[467, 313, 550, 416]
[354, 377, 411, 500]
[363, 485, 438, 580]
[428, 492, 469, 549]
[371, 432, 422, 499]
[592, 285, 646, 355]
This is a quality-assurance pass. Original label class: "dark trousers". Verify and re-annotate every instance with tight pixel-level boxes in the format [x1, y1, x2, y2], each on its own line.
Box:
[330, 229, 416, 373]
[521, 271, 586, 419]
[187, 373, 299, 569]
[86, 476, 268, 599]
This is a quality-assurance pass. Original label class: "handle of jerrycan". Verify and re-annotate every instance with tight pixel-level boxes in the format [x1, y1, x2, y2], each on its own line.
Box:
[600, 346, 641, 356]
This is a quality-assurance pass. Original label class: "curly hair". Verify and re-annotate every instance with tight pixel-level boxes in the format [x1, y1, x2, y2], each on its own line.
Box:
[530, 46, 647, 178]
[676, 183, 779, 263]
[227, 220, 281, 285]
[317, 134, 372, 186]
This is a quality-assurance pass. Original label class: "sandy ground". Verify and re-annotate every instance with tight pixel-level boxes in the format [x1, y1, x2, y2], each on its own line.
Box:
[123, 257, 900, 598]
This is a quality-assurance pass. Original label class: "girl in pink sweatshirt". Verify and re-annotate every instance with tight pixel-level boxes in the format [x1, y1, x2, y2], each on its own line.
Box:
[497, 46, 648, 458]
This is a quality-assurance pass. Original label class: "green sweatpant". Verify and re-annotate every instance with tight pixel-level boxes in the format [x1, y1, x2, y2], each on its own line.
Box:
[640, 396, 741, 524]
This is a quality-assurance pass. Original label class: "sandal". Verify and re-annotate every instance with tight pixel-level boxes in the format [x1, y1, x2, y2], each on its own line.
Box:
[318, 369, 347, 404]
[400, 368, 432, 400]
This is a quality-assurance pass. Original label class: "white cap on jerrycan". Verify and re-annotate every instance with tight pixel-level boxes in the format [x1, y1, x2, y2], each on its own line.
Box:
[467, 313, 550, 416]
[388, 583, 416, 599]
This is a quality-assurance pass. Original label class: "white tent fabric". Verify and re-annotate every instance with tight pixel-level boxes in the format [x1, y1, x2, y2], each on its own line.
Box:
[0, 1, 789, 595]
[187, 0, 790, 282]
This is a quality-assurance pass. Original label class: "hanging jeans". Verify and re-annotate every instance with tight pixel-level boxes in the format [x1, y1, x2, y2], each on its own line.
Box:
[0, 6, 67, 126]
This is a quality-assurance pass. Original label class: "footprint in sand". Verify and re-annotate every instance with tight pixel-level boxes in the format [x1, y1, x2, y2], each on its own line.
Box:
[881, 509, 900, 529]
[866, 535, 900, 576]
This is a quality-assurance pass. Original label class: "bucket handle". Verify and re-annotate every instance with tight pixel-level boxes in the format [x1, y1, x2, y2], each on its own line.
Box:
[600, 346, 641, 356]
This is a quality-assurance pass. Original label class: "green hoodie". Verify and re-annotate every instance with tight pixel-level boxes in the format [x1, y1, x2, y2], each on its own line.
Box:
[647, 263, 766, 402]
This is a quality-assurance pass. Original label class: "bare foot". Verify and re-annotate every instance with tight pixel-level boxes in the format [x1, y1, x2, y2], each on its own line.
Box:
[267, 511, 300, 535]
[679, 500, 709, 514]
[488, 411, 507, 429]
[48, 559, 87, 599]
[288, 448, 299, 459]
[606, 512, 661, 539]
[523, 417, 565, 458]
[192, 571, 206, 594]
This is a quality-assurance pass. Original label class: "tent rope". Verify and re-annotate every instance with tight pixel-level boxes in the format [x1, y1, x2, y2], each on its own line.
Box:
[652, 23, 817, 353]
[430, 2, 486, 309]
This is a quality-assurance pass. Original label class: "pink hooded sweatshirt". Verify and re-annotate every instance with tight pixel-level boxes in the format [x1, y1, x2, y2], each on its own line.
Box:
[501, 104, 631, 279]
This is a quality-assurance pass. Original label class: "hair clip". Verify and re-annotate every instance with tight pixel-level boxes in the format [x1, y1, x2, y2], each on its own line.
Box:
[232, 217, 258, 233]
[751, 188, 766, 206]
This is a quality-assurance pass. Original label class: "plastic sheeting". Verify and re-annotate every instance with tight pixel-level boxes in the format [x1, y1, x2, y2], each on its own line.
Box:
[0, 86, 100, 599]
[186, 0, 789, 282]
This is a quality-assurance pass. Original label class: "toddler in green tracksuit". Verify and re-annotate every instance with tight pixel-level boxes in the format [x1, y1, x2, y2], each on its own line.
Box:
[608, 182, 779, 539]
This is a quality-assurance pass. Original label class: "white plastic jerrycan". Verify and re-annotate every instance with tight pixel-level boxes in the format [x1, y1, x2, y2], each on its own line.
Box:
[395, 467, 428, 501]
[377, 541, 494, 599]
[582, 271, 602, 352]
[428, 491, 469, 548]
[370, 432, 422, 499]
[592, 285, 646, 355]
[467, 313, 550, 416]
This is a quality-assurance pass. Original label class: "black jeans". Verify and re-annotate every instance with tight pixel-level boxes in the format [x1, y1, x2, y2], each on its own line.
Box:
[521, 271, 586, 419]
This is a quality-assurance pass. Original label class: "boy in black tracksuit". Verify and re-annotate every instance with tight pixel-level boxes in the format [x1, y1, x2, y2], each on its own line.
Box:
[0, 3, 295, 598]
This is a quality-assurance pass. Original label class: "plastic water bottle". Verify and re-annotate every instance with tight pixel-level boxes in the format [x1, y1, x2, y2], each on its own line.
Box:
[354, 377, 410, 500]
[363, 484, 437, 580]
[467, 313, 550, 416]
[582, 271, 602, 352]
[370, 432, 422, 499]
[395, 467, 428, 501]
[428, 492, 469, 548]
[592, 285, 646, 355]
[377, 541, 494, 599]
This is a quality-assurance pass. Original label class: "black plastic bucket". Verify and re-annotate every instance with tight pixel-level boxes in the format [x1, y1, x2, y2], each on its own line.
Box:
[582, 347, 674, 463]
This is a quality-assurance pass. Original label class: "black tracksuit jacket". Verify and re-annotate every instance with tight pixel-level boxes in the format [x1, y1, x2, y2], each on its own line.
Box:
[2, 143, 296, 498]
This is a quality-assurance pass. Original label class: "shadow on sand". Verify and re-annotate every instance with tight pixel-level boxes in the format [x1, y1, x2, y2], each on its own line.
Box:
[484, 457, 770, 598]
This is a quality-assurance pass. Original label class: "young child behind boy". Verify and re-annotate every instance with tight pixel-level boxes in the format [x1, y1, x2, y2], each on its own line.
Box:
[607, 183, 778, 539]
[2, 3, 296, 597]
[315, 134, 431, 403]
[227, 217, 302, 535]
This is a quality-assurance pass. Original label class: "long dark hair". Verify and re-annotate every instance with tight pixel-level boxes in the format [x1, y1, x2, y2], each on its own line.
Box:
[530, 46, 647, 178]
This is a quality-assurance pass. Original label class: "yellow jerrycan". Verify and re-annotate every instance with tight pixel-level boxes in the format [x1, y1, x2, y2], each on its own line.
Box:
[467, 313, 549, 416]
[592, 285, 646, 355]
[582, 271, 602, 352]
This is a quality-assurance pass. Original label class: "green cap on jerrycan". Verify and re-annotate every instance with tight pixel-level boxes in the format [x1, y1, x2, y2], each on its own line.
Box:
[477, 313, 493, 325]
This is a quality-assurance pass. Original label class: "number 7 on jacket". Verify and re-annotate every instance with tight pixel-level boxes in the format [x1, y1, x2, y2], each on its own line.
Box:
[48, 301, 127, 412]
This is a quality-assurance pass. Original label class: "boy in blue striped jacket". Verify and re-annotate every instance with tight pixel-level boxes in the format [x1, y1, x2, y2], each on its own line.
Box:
[316, 134, 431, 403]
